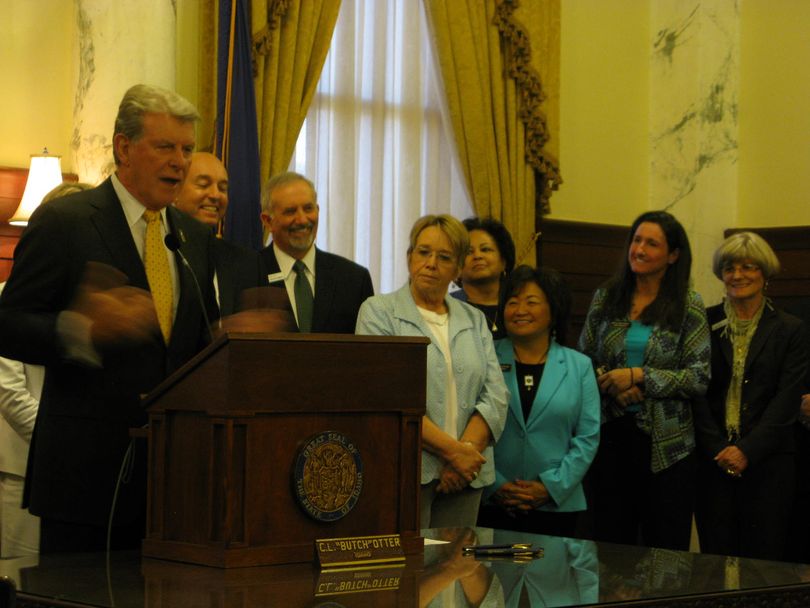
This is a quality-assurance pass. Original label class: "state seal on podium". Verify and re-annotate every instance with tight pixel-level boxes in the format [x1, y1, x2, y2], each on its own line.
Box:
[293, 431, 364, 522]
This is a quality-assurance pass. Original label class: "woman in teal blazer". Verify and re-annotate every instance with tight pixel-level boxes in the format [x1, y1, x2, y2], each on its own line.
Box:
[480, 266, 600, 537]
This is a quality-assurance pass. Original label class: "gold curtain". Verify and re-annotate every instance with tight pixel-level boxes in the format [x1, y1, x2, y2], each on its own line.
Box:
[251, 0, 342, 181]
[423, 0, 560, 267]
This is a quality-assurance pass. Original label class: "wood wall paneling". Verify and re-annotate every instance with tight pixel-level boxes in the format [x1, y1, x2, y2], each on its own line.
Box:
[536, 220, 810, 349]
[0, 167, 28, 283]
[0, 166, 78, 283]
[538, 218, 628, 347]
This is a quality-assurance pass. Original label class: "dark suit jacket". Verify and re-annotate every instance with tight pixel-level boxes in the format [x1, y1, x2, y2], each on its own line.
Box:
[0, 178, 217, 526]
[784, 298, 810, 392]
[213, 237, 265, 316]
[259, 244, 373, 333]
[694, 302, 808, 465]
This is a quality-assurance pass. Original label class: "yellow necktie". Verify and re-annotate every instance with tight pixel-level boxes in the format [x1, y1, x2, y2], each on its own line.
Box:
[143, 210, 173, 343]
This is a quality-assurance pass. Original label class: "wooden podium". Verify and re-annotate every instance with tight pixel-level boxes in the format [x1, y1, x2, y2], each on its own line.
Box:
[140, 332, 428, 568]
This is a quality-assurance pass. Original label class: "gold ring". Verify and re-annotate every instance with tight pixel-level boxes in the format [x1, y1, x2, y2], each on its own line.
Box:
[725, 468, 734, 475]
[472, 472, 478, 480]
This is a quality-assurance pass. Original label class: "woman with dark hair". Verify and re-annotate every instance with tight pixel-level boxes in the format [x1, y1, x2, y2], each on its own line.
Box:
[480, 265, 600, 537]
[453, 217, 516, 339]
[578, 211, 710, 550]
[694, 232, 807, 560]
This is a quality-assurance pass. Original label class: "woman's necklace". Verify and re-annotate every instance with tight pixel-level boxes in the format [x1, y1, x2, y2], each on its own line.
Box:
[487, 308, 499, 333]
[513, 343, 550, 391]
[630, 295, 651, 319]
[631, 283, 659, 320]
[467, 284, 500, 332]
[469, 298, 499, 332]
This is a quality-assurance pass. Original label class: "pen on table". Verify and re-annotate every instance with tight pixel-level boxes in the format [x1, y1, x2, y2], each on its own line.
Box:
[462, 543, 532, 554]
[472, 547, 542, 558]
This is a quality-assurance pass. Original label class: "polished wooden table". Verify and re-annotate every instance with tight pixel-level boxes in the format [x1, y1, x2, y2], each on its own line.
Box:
[2, 527, 810, 607]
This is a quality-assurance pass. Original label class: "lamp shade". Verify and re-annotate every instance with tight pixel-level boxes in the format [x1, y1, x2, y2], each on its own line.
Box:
[11, 151, 63, 225]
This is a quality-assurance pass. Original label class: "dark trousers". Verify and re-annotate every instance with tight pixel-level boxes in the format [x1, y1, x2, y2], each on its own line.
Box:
[478, 503, 578, 538]
[786, 424, 810, 563]
[695, 450, 794, 561]
[588, 415, 696, 551]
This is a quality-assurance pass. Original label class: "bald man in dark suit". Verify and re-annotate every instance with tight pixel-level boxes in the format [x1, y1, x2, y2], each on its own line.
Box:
[174, 151, 265, 316]
[0, 84, 217, 553]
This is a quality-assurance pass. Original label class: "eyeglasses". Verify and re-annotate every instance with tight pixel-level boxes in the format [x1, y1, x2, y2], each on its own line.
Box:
[721, 262, 761, 275]
[412, 247, 457, 267]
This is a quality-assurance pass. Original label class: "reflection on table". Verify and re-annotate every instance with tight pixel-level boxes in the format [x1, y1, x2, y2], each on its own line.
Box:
[488, 528, 598, 607]
[421, 527, 503, 607]
[2, 527, 810, 607]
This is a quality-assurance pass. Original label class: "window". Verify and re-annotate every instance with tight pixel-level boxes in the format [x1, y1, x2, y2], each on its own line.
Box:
[290, 0, 473, 293]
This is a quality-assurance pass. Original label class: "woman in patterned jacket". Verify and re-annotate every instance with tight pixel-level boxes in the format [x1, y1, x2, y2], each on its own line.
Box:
[578, 211, 710, 550]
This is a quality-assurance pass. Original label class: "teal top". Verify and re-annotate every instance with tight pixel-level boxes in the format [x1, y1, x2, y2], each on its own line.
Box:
[624, 321, 653, 413]
[578, 288, 711, 473]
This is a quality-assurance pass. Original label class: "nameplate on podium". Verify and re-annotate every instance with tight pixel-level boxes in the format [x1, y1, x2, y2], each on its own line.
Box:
[316, 534, 405, 570]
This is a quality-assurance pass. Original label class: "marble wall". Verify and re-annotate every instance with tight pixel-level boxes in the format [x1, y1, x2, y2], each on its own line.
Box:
[650, 0, 739, 304]
[551, 0, 810, 305]
[72, 0, 177, 184]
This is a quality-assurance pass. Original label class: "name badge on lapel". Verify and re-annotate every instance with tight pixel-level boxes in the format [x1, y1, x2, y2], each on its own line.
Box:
[267, 271, 285, 284]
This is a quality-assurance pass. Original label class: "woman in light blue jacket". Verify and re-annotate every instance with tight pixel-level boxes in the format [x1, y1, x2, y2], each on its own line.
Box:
[480, 265, 600, 537]
[356, 214, 508, 528]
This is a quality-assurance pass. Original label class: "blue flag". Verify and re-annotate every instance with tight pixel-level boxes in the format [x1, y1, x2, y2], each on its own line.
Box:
[216, 0, 263, 250]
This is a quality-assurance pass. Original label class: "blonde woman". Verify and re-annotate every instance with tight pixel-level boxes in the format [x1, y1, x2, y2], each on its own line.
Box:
[356, 214, 508, 528]
[694, 232, 808, 560]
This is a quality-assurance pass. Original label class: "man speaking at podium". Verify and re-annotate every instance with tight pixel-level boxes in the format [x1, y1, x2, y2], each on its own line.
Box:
[0, 84, 218, 553]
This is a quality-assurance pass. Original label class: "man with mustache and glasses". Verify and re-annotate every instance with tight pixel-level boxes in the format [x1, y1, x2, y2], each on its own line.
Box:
[259, 172, 373, 333]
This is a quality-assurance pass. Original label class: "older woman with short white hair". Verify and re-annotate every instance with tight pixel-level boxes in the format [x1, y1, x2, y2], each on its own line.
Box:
[695, 231, 808, 560]
[356, 214, 508, 528]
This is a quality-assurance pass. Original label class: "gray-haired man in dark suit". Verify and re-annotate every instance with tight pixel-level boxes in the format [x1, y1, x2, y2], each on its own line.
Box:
[0, 84, 218, 553]
[259, 172, 373, 333]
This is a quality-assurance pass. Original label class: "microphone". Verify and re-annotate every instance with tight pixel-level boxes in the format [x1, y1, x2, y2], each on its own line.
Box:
[164, 233, 216, 342]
